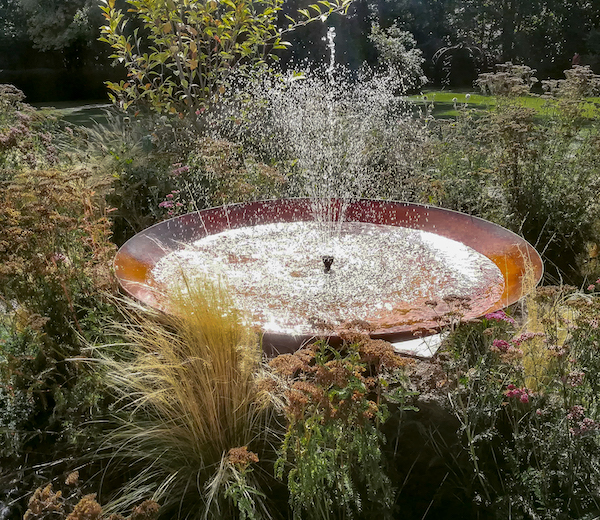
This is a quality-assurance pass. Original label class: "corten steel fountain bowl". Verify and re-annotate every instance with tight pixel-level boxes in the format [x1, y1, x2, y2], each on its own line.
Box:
[114, 198, 543, 356]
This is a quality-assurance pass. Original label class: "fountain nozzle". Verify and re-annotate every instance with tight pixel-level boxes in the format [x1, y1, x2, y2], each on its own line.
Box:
[322, 255, 334, 273]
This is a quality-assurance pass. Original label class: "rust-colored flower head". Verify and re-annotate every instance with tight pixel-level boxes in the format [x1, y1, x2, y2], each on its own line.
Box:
[130, 500, 160, 520]
[227, 446, 260, 468]
[269, 353, 304, 377]
[65, 471, 80, 487]
[24, 484, 63, 519]
[359, 339, 409, 370]
[66, 494, 102, 520]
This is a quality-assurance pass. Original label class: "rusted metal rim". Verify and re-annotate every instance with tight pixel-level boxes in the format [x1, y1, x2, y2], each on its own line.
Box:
[114, 198, 543, 355]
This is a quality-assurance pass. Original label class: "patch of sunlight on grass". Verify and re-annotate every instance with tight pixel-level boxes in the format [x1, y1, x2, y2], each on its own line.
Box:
[406, 90, 600, 119]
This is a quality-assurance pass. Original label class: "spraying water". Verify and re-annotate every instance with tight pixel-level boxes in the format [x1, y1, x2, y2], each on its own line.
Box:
[136, 38, 515, 341]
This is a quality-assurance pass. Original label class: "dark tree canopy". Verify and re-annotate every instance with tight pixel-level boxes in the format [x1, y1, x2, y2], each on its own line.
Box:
[374, 0, 600, 80]
[1, 0, 600, 99]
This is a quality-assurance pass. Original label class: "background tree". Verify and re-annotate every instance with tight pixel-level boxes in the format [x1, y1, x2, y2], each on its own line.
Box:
[18, 0, 108, 68]
[369, 21, 427, 90]
[448, 0, 600, 77]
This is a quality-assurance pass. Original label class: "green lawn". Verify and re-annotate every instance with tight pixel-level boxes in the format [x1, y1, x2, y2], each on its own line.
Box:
[406, 89, 600, 118]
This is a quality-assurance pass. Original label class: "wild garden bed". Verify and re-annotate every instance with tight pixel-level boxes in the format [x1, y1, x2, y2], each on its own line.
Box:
[1, 25, 600, 520]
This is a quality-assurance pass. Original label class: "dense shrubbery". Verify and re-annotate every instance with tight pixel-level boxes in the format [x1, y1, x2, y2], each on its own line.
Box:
[0, 85, 61, 170]
[423, 64, 600, 285]
[438, 287, 600, 519]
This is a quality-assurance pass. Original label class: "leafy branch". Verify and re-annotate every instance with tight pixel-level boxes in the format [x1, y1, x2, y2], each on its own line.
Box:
[99, 0, 353, 120]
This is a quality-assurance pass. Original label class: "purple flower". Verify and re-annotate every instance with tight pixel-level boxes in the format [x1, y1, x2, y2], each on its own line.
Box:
[171, 165, 190, 176]
[567, 405, 585, 422]
[484, 310, 516, 326]
[563, 370, 585, 387]
[568, 406, 598, 436]
[159, 201, 174, 209]
[166, 193, 174, 199]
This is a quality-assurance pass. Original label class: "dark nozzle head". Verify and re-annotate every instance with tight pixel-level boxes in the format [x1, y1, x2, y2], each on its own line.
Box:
[322, 255, 334, 273]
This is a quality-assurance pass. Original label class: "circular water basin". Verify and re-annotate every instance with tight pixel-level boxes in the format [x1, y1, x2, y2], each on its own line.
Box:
[114, 199, 543, 355]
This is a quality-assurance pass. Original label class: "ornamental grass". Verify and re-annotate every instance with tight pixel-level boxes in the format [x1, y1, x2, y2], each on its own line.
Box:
[98, 278, 276, 519]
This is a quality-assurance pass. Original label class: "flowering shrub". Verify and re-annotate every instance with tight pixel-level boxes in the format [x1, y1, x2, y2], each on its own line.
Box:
[0, 168, 116, 338]
[424, 66, 600, 284]
[0, 168, 117, 508]
[475, 62, 538, 96]
[272, 336, 415, 519]
[441, 285, 600, 518]
[156, 139, 288, 219]
[0, 84, 61, 169]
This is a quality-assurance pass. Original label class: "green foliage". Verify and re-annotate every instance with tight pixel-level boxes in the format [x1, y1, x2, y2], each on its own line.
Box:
[0, 326, 40, 458]
[368, 22, 426, 91]
[221, 449, 266, 520]
[98, 0, 352, 119]
[440, 287, 600, 519]
[101, 132, 288, 243]
[422, 66, 600, 284]
[67, 108, 289, 244]
[0, 316, 112, 506]
[18, 0, 101, 52]
[271, 337, 414, 519]
[163, 137, 287, 212]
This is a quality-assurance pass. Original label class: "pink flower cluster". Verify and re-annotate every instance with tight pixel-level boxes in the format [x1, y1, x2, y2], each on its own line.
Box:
[484, 310, 516, 326]
[547, 343, 569, 358]
[0, 123, 29, 150]
[159, 190, 184, 216]
[586, 278, 600, 292]
[491, 339, 523, 358]
[505, 384, 531, 403]
[171, 163, 190, 176]
[567, 404, 585, 422]
[512, 331, 545, 346]
[567, 405, 598, 436]
[563, 370, 585, 387]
